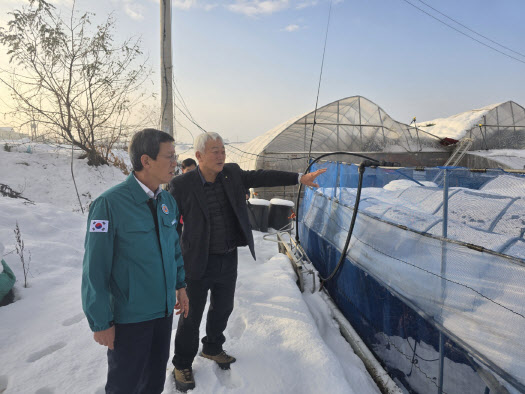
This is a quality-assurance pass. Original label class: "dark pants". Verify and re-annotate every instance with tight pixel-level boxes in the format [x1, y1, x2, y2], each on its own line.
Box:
[173, 249, 238, 369]
[106, 314, 173, 394]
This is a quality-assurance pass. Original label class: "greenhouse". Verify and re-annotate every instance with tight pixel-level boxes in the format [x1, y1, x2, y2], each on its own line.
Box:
[229, 95, 445, 173]
[176, 96, 525, 199]
[418, 100, 525, 151]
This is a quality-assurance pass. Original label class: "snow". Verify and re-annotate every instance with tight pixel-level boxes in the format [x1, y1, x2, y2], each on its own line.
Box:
[1, 139, 127, 212]
[247, 198, 270, 206]
[382, 179, 437, 192]
[417, 102, 501, 140]
[269, 198, 294, 207]
[468, 149, 525, 170]
[317, 173, 525, 257]
[0, 141, 379, 393]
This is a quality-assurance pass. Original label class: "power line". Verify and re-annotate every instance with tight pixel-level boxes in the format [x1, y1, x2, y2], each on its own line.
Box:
[307, 0, 333, 163]
[400, 0, 525, 65]
[415, 0, 525, 59]
[172, 77, 197, 124]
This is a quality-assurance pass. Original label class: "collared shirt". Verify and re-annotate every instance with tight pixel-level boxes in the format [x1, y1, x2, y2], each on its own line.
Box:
[133, 173, 162, 200]
[197, 166, 242, 254]
[197, 166, 208, 185]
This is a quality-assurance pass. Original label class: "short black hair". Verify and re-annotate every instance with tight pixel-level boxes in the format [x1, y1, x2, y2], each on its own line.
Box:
[181, 158, 197, 169]
[129, 128, 174, 172]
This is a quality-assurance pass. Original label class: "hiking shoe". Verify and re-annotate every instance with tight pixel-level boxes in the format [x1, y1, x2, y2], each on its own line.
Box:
[200, 350, 237, 370]
[173, 367, 195, 392]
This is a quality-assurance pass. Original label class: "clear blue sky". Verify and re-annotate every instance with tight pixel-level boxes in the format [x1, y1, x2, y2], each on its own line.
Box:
[1, 0, 524, 144]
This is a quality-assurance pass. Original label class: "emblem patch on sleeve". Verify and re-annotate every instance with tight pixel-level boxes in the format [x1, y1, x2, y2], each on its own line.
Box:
[90, 220, 109, 233]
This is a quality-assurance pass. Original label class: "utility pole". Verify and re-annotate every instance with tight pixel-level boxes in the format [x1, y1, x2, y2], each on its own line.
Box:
[160, 0, 174, 137]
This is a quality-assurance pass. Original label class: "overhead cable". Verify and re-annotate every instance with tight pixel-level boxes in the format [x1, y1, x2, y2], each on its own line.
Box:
[307, 0, 333, 162]
[415, 0, 525, 59]
[401, 0, 525, 65]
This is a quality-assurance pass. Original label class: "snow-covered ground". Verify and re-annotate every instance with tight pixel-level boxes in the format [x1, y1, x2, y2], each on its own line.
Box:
[468, 149, 525, 170]
[0, 142, 379, 393]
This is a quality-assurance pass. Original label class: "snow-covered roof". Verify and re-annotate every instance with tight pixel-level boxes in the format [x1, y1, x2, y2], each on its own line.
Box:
[418, 101, 525, 150]
[417, 102, 502, 140]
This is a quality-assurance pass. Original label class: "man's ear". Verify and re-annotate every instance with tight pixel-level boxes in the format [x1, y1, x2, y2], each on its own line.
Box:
[140, 154, 151, 169]
[195, 151, 202, 162]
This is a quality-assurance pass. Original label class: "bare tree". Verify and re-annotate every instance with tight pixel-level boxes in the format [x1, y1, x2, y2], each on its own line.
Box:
[0, 0, 152, 165]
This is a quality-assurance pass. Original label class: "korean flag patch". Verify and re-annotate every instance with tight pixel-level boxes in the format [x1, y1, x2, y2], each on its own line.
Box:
[90, 220, 109, 233]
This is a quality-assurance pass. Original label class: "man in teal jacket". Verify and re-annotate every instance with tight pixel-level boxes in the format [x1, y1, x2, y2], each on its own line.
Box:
[82, 128, 189, 394]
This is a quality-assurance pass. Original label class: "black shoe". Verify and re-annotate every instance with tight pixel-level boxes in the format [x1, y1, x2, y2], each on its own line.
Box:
[200, 350, 237, 370]
[173, 367, 195, 392]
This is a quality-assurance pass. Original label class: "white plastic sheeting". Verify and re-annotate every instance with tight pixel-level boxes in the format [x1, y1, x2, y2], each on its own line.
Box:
[229, 96, 442, 171]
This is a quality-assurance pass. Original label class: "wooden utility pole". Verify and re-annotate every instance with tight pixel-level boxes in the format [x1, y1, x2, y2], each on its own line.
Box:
[160, 0, 174, 137]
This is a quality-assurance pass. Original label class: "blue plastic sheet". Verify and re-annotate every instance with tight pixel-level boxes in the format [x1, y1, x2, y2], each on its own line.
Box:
[299, 163, 525, 393]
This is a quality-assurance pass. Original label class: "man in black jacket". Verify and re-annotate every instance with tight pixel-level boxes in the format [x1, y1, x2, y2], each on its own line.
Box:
[169, 132, 325, 392]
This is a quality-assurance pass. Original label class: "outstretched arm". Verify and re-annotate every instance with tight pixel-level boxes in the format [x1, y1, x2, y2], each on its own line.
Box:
[299, 168, 327, 188]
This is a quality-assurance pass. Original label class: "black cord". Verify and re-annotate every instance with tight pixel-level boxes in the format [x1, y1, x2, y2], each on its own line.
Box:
[318, 162, 365, 288]
[293, 151, 404, 288]
[294, 151, 383, 245]
[307, 0, 333, 163]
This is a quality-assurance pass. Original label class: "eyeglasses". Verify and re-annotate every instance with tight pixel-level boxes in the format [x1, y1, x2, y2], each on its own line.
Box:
[160, 155, 177, 163]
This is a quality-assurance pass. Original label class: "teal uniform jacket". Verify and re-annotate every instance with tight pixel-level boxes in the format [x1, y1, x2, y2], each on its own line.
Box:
[81, 174, 186, 332]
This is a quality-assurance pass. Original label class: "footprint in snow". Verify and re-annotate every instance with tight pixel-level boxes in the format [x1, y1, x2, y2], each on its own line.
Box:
[27, 342, 67, 363]
[214, 366, 241, 389]
[35, 388, 54, 394]
[62, 313, 85, 326]
[0, 375, 8, 393]
[228, 316, 247, 340]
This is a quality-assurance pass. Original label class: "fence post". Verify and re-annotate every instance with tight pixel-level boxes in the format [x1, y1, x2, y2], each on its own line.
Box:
[335, 162, 341, 200]
[438, 169, 449, 394]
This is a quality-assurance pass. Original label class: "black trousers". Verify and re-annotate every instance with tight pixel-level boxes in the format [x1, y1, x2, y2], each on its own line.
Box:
[106, 314, 173, 394]
[173, 249, 238, 369]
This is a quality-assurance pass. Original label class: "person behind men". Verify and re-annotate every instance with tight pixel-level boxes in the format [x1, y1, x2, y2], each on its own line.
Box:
[81, 128, 189, 394]
[169, 132, 325, 392]
[181, 158, 197, 174]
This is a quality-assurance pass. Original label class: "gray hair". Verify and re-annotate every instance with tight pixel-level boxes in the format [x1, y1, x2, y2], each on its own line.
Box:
[194, 132, 223, 155]
[129, 128, 174, 172]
